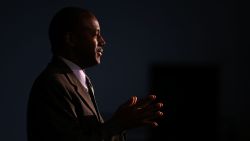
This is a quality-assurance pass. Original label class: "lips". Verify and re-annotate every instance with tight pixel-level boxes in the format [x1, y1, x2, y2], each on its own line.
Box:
[96, 48, 103, 56]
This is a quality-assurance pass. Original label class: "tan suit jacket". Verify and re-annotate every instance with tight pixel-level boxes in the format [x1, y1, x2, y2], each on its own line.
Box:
[27, 57, 126, 141]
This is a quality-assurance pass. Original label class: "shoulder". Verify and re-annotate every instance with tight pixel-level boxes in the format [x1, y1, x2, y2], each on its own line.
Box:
[31, 57, 72, 91]
[29, 57, 76, 101]
[31, 68, 64, 89]
[30, 64, 73, 98]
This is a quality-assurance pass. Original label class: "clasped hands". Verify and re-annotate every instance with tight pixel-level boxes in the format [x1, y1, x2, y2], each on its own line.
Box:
[110, 95, 164, 130]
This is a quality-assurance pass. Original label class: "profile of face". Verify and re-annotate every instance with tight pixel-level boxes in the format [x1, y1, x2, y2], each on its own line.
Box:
[68, 13, 106, 68]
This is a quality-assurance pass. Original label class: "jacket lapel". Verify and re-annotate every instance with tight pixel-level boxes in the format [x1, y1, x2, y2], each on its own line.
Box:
[49, 56, 99, 118]
[65, 72, 99, 118]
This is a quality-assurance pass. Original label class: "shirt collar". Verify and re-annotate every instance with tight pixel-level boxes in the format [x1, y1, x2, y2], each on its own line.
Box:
[58, 56, 88, 91]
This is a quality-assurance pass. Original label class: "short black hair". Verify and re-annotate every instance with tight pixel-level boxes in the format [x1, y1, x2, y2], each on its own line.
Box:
[48, 7, 90, 54]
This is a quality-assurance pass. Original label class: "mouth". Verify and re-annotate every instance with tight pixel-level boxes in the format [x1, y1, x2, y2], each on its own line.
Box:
[96, 47, 103, 56]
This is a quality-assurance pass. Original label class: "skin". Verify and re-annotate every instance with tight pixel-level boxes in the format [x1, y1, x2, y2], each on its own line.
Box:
[61, 13, 106, 68]
[60, 12, 164, 130]
[112, 95, 164, 129]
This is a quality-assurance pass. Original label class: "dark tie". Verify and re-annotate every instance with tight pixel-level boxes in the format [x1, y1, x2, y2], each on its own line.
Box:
[85, 76, 102, 122]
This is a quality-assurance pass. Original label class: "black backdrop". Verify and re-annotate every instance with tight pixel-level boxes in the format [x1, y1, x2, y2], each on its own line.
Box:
[0, 0, 247, 141]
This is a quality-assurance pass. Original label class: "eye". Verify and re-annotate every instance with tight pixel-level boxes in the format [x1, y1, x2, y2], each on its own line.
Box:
[82, 27, 99, 37]
[96, 30, 100, 35]
[93, 30, 100, 38]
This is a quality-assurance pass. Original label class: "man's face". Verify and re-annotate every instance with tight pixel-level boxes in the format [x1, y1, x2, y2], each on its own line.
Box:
[71, 14, 106, 68]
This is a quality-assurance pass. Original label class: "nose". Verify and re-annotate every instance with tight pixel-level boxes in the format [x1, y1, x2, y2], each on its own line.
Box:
[98, 35, 106, 47]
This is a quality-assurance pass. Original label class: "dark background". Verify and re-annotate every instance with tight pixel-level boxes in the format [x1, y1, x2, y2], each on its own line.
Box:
[0, 0, 247, 141]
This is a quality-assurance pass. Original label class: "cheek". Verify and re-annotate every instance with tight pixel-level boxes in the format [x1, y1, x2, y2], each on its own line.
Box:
[75, 37, 98, 55]
[82, 37, 98, 48]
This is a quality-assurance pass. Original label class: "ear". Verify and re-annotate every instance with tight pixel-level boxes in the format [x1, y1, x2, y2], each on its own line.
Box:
[64, 32, 77, 47]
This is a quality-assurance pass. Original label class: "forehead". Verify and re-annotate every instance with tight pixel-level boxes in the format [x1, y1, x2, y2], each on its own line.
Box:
[78, 13, 100, 30]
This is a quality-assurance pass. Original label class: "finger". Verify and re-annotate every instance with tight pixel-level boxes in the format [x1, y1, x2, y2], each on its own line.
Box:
[137, 103, 163, 118]
[156, 103, 164, 109]
[151, 122, 159, 127]
[134, 95, 156, 109]
[133, 99, 161, 117]
[141, 111, 164, 128]
[125, 96, 137, 107]
[137, 111, 163, 127]
[146, 102, 163, 111]
[135, 109, 164, 122]
[143, 121, 159, 128]
[120, 96, 137, 109]
[143, 111, 164, 120]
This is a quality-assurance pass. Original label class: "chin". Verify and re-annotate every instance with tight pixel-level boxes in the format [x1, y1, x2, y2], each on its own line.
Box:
[81, 59, 99, 68]
[90, 58, 101, 66]
[95, 56, 101, 64]
[96, 59, 101, 64]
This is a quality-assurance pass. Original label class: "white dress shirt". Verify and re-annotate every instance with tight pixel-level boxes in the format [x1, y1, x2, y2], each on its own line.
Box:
[59, 56, 89, 92]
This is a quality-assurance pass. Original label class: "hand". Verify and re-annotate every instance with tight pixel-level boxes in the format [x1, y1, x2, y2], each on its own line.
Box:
[110, 95, 164, 130]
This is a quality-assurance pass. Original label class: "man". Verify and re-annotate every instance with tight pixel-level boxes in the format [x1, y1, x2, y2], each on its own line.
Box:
[27, 7, 164, 141]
